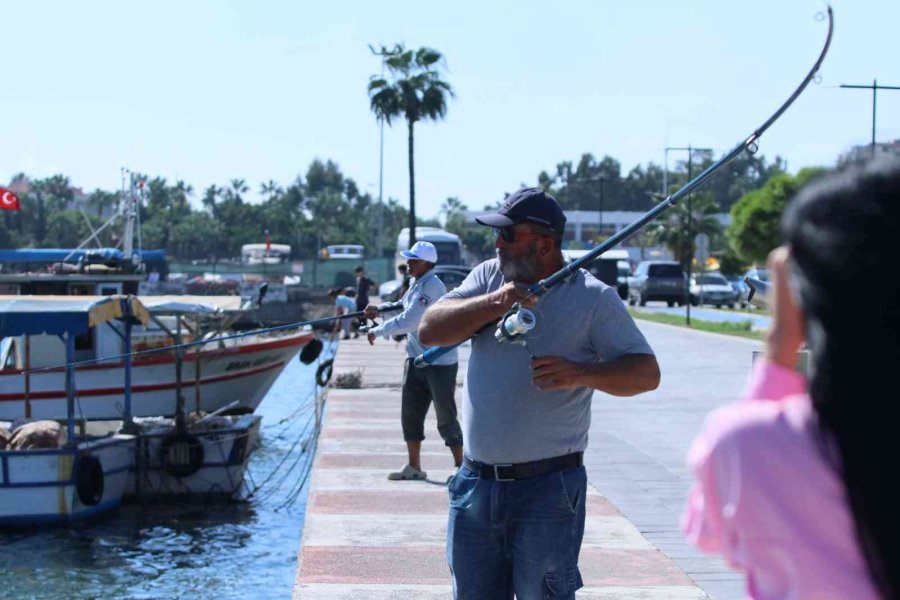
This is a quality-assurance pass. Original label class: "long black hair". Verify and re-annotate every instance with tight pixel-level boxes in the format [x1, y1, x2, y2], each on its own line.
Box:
[782, 156, 900, 598]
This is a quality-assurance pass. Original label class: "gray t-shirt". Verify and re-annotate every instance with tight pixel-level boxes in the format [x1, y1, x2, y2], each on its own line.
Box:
[442, 258, 654, 464]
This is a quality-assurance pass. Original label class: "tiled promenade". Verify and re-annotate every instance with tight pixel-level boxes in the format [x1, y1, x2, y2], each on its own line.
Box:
[292, 321, 734, 599]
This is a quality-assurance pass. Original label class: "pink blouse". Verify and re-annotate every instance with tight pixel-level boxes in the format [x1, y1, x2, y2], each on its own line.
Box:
[682, 358, 878, 599]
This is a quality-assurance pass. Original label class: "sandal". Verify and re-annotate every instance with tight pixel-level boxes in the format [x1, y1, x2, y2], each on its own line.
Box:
[388, 464, 427, 481]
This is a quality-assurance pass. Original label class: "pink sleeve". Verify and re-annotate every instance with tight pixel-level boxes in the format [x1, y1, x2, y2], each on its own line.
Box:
[682, 411, 742, 559]
[682, 431, 727, 553]
[741, 357, 806, 402]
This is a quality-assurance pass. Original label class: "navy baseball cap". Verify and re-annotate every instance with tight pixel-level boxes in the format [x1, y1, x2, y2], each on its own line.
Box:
[475, 187, 566, 234]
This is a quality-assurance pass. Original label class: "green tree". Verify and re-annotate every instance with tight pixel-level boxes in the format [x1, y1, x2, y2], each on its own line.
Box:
[368, 43, 454, 246]
[441, 196, 493, 260]
[727, 168, 822, 265]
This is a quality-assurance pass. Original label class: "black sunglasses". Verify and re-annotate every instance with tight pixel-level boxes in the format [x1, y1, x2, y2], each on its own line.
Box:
[492, 226, 551, 244]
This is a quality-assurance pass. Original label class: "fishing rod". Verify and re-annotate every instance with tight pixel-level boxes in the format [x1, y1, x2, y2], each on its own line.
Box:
[14, 304, 388, 377]
[415, 6, 833, 367]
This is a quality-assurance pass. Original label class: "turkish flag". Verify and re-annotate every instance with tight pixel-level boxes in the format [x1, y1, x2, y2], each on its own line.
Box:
[0, 187, 21, 211]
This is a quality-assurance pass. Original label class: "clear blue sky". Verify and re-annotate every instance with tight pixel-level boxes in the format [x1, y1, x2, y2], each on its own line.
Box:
[3, 1, 897, 220]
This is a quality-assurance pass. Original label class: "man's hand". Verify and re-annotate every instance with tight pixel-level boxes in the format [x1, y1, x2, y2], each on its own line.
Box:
[364, 304, 379, 320]
[367, 332, 376, 346]
[531, 356, 586, 391]
[494, 282, 538, 311]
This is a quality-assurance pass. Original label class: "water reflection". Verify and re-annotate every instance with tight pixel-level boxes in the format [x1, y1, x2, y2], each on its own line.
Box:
[0, 340, 335, 600]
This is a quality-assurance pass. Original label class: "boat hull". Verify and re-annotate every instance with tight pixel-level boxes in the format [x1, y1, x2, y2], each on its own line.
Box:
[0, 331, 313, 421]
[126, 414, 261, 498]
[0, 435, 135, 526]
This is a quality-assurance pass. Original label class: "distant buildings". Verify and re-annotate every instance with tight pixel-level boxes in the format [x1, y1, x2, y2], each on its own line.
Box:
[838, 139, 900, 166]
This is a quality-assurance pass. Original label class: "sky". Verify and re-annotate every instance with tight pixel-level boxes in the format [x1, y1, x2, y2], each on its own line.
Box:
[3, 1, 898, 221]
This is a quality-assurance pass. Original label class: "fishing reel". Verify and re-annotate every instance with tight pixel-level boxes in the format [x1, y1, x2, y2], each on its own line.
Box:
[494, 304, 536, 345]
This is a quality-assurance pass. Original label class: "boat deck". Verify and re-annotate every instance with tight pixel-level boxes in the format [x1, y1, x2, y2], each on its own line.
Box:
[293, 335, 706, 598]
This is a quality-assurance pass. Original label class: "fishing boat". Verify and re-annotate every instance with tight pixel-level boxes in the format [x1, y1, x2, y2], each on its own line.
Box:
[0, 295, 147, 526]
[0, 295, 314, 420]
[125, 296, 267, 498]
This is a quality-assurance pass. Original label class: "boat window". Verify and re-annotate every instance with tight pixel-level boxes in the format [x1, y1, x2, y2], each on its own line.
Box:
[0, 337, 14, 370]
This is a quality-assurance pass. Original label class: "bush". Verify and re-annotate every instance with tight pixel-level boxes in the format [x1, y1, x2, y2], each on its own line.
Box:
[333, 369, 363, 389]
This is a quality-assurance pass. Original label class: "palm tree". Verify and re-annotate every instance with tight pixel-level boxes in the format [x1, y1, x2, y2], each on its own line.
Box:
[260, 180, 282, 202]
[368, 44, 454, 246]
[646, 192, 722, 270]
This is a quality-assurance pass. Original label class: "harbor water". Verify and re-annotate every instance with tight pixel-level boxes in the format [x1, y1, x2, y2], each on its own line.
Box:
[0, 342, 335, 600]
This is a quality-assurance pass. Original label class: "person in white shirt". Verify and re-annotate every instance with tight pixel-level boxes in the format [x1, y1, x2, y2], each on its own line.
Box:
[365, 241, 462, 481]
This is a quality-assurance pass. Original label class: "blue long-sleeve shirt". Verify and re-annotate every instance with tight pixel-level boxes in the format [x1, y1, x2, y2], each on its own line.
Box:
[369, 269, 457, 365]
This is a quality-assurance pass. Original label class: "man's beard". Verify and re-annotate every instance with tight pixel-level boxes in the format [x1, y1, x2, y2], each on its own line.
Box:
[497, 242, 540, 282]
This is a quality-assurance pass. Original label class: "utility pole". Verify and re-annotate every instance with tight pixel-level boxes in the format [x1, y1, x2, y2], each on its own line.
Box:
[840, 79, 900, 157]
[664, 146, 713, 325]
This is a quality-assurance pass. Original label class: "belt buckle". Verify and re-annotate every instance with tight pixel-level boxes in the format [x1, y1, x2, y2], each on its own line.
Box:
[493, 464, 514, 482]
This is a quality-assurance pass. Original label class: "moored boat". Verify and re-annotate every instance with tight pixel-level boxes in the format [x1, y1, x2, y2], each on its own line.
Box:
[0, 295, 315, 420]
[0, 295, 146, 526]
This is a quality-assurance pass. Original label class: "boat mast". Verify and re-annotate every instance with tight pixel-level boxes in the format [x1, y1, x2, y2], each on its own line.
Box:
[122, 172, 136, 263]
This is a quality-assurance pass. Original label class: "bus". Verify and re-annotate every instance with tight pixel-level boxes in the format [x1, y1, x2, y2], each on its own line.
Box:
[396, 227, 464, 268]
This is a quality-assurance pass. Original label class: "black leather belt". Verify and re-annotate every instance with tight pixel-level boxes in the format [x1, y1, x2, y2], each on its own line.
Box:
[463, 452, 583, 481]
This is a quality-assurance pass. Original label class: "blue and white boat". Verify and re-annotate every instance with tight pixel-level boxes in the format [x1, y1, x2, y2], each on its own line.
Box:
[0, 295, 148, 526]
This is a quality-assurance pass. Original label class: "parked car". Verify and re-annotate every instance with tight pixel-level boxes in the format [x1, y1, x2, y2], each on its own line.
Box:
[433, 265, 472, 292]
[723, 275, 751, 308]
[689, 273, 741, 308]
[616, 260, 631, 301]
[627, 261, 687, 307]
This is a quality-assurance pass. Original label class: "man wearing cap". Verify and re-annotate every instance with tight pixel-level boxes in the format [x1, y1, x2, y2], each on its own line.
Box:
[419, 187, 660, 598]
[364, 241, 463, 481]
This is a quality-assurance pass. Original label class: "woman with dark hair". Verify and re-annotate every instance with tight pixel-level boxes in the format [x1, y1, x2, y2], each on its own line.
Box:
[683, 157, 900, 599]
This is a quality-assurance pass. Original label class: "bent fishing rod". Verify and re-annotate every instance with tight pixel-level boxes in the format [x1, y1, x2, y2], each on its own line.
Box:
[14, 304, 392, 377]
[415, 6, 833, 367]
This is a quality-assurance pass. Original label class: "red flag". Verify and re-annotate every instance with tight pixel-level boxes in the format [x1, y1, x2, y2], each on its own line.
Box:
[0, 187, 20, 211]
[265, 229, 271, 252]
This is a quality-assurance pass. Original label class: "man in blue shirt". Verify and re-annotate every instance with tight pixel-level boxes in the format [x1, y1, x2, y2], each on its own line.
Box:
[328, 287, 357, 340]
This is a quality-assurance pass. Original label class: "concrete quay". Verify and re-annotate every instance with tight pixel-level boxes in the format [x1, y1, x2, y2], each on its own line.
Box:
[295, 320, 758, 599]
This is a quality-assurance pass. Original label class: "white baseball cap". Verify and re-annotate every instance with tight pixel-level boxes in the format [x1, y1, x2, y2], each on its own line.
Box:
[400, 241, 438, 264]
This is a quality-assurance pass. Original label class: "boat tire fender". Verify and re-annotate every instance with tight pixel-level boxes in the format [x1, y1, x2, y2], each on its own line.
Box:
[160, 433, 205, 478]
[300, 338, 324, 365]
[76, 454, 105, 506]
[315, 359, 334, 387]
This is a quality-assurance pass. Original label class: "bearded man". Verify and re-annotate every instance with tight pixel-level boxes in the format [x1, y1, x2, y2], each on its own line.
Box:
[419, 187, 660, 599]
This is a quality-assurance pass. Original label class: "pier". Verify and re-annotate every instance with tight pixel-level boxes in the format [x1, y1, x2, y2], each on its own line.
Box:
[295, 320, 755, 598]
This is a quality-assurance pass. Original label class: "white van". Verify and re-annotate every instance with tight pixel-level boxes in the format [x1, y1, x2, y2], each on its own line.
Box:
[562, 248, 631, 299]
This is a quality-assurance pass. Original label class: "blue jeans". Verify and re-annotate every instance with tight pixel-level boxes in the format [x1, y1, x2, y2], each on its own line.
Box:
[446, 464, 586, 599]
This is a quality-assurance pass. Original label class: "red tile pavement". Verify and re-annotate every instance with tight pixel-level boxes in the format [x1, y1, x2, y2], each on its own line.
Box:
[294, 336, 704, 598]
[299, 546, 692, 587]
[310, 491, 451, 514]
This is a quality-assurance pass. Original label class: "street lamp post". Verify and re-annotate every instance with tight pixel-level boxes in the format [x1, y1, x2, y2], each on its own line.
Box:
[370, 45, 402, 257]
[664, 145, 713, 325]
